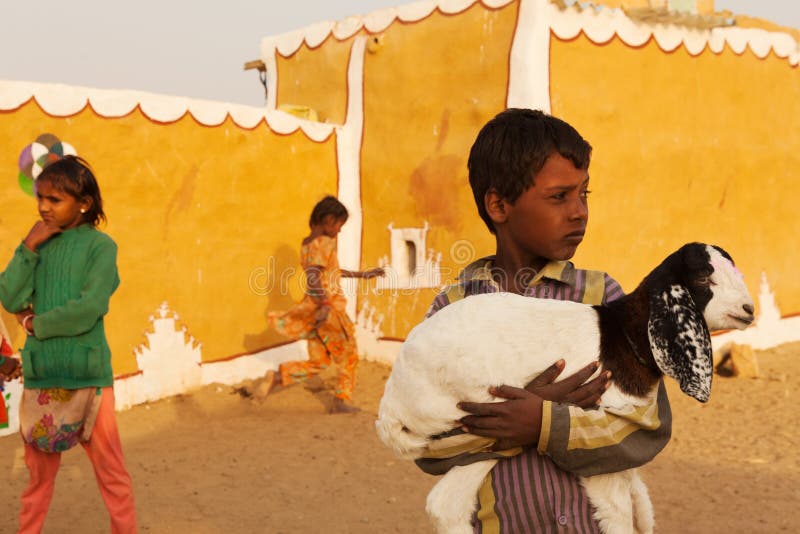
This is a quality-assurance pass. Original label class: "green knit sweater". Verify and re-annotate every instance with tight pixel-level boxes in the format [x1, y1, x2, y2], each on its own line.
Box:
[0, 224, 119, 389]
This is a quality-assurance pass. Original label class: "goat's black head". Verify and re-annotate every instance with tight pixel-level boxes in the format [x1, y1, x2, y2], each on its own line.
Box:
[646, 243, 754, 402]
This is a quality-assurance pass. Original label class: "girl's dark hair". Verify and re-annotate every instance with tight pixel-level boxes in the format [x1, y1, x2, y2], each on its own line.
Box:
[468, 108, 592, 233]
[36, 155, 106, 227]
[309, 195, 348, 227]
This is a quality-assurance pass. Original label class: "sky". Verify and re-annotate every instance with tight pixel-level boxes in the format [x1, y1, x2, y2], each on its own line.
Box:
[0, 0, 797, 108]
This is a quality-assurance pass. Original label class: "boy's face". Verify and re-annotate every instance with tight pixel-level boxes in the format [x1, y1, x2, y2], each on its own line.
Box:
[498, 152, 589, 265]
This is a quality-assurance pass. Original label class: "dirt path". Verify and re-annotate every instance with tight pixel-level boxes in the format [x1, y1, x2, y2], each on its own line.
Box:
[1, 343, 797, 533]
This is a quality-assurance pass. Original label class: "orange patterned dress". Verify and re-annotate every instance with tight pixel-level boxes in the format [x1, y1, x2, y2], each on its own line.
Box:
[267, 235, 358, 400]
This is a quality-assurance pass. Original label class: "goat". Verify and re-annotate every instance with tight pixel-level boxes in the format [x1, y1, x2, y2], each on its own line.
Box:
[375, 243, 754, 534]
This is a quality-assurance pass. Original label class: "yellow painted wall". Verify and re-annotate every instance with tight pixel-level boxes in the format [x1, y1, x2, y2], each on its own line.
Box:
[4, 1, 795, 376]
[358, 2, 520, 338]
[549, 34, 800, 312]
[275, 35, 356, 124]
[268, 2, 798, 340]
[0, 101, 338, 374]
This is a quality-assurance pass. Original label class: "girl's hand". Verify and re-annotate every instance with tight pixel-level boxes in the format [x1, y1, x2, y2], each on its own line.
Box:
[0, 357, 21, 380]
[15, 308, 33, 330]
[24, 221, 62, 251]
[362, 267, 384, 279]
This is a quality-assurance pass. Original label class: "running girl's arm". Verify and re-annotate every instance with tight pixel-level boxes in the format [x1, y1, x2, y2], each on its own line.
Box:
[305, 264, 331, 327]
[340, 267, 384, 279]
[30, 238, 120, 339]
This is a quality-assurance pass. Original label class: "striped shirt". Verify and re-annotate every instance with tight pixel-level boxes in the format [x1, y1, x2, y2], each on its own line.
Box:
[421, 256, 672, 534]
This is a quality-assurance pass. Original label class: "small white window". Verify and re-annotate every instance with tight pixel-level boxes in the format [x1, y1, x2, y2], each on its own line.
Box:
[375, 222, 441, 290]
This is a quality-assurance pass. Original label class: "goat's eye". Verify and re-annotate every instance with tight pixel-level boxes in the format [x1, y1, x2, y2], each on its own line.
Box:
[696, 276, 714, 287]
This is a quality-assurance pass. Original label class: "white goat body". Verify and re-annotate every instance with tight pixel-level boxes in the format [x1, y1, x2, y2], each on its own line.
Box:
[376, 244, 754, 534]
[378, 294, 651, 534]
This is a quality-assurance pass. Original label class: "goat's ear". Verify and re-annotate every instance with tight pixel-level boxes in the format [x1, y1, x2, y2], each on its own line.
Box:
[647, 284, 713, 402]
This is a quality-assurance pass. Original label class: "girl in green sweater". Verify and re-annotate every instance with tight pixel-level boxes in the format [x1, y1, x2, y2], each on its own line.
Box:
[0, 156, 137, 533]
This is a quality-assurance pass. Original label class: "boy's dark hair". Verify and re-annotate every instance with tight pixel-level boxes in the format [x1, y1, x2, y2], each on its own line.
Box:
[467, 108, 592, 233]
[36, 155, 106, 227]
[309, 195, 348, 227]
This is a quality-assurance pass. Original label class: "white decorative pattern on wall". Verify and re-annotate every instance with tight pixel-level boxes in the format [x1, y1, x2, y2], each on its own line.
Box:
[113, 302, 312, 411]
[375, 223, 442, 290]
[113, 302, 203, 410]
[711, 273, 800, 352]
[356, 300, 403, 366]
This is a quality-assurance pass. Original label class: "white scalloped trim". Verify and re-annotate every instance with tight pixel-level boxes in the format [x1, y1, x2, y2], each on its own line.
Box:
[260, 0, 798, 67]
[549, 3, 799, 66]
[0, 80, 337, 141]
[261, 0, 516, 59]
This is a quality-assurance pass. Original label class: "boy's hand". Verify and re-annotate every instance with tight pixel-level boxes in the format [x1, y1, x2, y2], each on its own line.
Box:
[457, 360, 610, 450]
[527, 360, 611, 407]
[458, 386, 543, 450]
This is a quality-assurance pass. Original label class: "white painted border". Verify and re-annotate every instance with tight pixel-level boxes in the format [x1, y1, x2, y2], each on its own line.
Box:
[259, 0, 516, 60]
[0, 80, 336, 141]
[337, 37, 368, 320]
[549, 3, 799, 66]
[259, 0, 799, 67]
[507, 0, 552, 111]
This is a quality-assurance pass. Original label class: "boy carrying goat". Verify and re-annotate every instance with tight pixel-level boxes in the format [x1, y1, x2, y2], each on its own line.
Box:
[377, 109, 752, 533]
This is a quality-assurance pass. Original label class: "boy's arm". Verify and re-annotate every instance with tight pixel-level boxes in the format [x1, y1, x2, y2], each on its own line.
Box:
[414, 286, 610, 474]
[0, 244, 38, 313]
[453, 273, 671, 475]
[539, 272, 672, 475]
[459, 371, 672, 476]
[539, 380, 671, 476]
[413, 359, 611, 475]
[30, 239, 120, 339]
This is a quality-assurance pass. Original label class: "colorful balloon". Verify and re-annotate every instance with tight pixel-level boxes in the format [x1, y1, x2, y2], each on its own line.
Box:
[17, 134, 77, 196]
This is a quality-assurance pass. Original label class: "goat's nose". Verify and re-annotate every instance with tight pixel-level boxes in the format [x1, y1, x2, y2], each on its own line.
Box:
[743, 303, 754, 315]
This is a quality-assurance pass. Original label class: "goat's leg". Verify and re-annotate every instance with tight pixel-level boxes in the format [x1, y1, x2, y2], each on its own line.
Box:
[629, 470, 654, 534]
[427, 460, 496, 534]
[581, 472, 635, 534]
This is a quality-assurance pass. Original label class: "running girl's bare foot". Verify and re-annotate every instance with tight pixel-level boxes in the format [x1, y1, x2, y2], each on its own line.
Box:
[329, 397, 360, 414]
[253, 370, 281, 400]
[303, 375, 326, 392]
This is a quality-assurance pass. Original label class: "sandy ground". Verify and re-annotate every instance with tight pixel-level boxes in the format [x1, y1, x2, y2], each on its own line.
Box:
[0, 342, 797, 533]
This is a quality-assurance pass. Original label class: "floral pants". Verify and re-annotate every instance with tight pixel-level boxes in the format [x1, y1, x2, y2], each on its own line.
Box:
[279, 309, 358, 400]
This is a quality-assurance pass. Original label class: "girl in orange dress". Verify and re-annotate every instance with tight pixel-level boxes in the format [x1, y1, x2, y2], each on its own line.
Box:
[266, 196, 383, 413]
